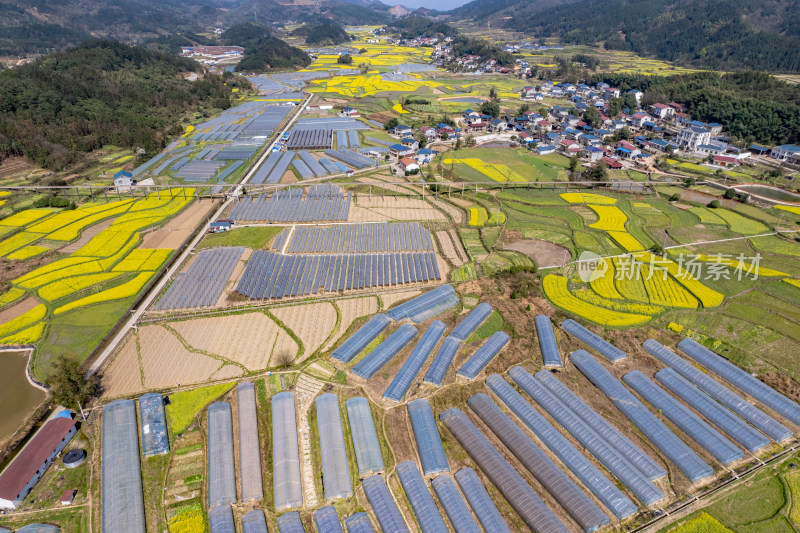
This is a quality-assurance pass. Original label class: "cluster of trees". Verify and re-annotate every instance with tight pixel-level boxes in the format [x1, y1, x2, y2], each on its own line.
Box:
[595, 71, 800, 145]
[303, 23, 350, 46]
[223, 23, 311, 73]
[517, 0, 800, 72]
[387, 16, 458, 39]
[448, 36, 516, 67]
[0, 40, 245, 170]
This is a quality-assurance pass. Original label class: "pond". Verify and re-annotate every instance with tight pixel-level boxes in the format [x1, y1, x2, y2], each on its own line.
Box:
[0, 351, 46, 448]
[733, 184, 800, 205]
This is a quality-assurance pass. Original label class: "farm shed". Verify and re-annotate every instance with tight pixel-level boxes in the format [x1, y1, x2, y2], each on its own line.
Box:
[0, 417, 77, 509]
[101, 400, 146, 533]
[138, 393, 169, 457]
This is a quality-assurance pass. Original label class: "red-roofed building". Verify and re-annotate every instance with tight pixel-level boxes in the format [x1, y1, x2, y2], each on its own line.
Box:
[60, 489, 77, 506]
[399, 157, 419, 172]
[713, 155, 740, 167]
[650, 103, 674, 119]
[0, 417, 77, 509]
[603, 156, 623, 169]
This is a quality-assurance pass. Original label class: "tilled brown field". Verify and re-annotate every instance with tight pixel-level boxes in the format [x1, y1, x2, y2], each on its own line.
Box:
[435, 230, 467, 266]
[101, 334, 143, 398]
[271, 301, 337, 359]
[349, 197, 447, 222]
[378, 289, 421, 312]
[170, 313, 298, 371]
[324, 296, 378, 351]
[139, 325, 223, 389]
[140, 199, 217, 249]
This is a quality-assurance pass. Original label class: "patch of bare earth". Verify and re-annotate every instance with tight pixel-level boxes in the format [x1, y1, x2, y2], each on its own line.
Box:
[140, 199, 217, 249]
[504, 239, 571, 268]
[0, 296, 38, 323]
[271, 301, 338, 359]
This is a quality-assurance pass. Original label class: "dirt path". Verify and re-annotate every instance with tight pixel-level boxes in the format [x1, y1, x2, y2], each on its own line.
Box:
[294, 373, 324, 507]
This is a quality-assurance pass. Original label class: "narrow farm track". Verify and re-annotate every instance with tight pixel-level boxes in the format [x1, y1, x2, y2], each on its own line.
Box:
[87, 94, 312, 376]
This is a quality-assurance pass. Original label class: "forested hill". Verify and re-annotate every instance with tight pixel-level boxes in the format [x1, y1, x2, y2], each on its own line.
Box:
[448, 0, 800, 72]
[221, 23, 311, 73]
[0, 40, 246, 170]
[0, 0, 228, 56]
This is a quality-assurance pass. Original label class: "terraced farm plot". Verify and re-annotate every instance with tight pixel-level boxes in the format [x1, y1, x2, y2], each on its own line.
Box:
[170, 313, 299, 370]
[436, 230, 468, 266]
[713, 209, 770, 234]
[588, 205, 628, 232]
[543, 274, 653, 326]
[272, 302, 338, 358]
[459, 228, 488, 261]
[349, 196, 447, 222]
[561, 192, 617, 205]
[324, 296, 379, 351]
[102, 335, 144, 398]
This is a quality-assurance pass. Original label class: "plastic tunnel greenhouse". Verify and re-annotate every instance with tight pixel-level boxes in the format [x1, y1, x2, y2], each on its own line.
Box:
[102, 399, 146, 533]
[408, 399, 449, 476]
[273, 392, 304, 510]
[237, 383, 264, 501]
[396, 461, 449, 533]
[453, 467, 512, 533]
[208, 402, 237, 507]
[345, 397, 384, 477]
[316, 394, 353, 500]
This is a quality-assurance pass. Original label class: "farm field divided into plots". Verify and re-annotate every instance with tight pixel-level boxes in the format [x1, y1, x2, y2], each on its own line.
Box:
[0, 189, 195, 377]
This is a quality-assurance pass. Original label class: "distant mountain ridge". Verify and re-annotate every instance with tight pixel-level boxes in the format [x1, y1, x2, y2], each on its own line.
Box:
[447, 0, 800, 72]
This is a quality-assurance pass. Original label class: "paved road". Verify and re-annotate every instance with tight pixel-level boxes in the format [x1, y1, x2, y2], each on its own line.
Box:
[87, 95, 312, 375]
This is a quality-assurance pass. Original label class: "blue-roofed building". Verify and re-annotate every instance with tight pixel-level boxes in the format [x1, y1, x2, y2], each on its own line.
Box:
[749, 144, 769, 155]
[583, 146, 604, 162]
[538, 145, 556, 155]
[389, 144, 415, 157]
[771, 145, 800, 163]
[114, 170, 135, 188]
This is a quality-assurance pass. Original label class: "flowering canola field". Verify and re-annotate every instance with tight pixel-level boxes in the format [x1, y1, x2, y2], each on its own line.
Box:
[0, 189, 194, 346]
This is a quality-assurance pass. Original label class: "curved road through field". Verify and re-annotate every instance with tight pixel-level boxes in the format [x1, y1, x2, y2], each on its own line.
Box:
[87, 94, 312, 375]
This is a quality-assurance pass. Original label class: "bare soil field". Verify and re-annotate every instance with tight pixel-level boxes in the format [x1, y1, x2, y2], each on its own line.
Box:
[138, 325, 223, 389]
[504, 238, 571, 267]
[101, 334, 143, 398]
[58, 219, 115, 253]
[435, 230, 467, 266]
[271, 301, 338, 359]
[140, 199, 217, 249]
[379, 289, 421, 312]
[429, 197, 465, 224]
[0, 296, 38, 324]
[324, 296, 378, 351]
[170, 312, 298, 371]
[0, 156, 36, 179]
[349, 197, 447, 222]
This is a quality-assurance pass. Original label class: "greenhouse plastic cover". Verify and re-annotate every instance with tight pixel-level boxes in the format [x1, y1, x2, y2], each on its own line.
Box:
[534, 369, 666, 481]
[102, 399, 146, 533]
[362, 475, 410, 533]
[453, 467, 513, 533]
[642, 338, 792, 442]
[439, 408, 570, 533]
[237, 383, 264, 501]
[207, 402, 236, 507]
[450, 302, 492, 341]
[138, 393, 169, 457]
[316, 394, 353, 500]
[345, 397, 384, 477]
[386, 284, 459, 323]
[276, 512, 306, 533]
[314, 506, 345, 533]
[408, 398, 449, 476]
[273, 392, 304, 510]
[345, 512, 375, 533]
[423, 336, 462, 386]
[332, 314, 392, 363]
[431, 475, 482, 533]
[396, 461, 449, 533]
[485, 375, 637, 519]
[352, 324, 418, 379]
[16, 525, 60, 533]
[561, 319, 626, 362]
[384, 321, 446, 402]
[241, 510, 269, 533]
[510, 367, 664, 506]
[456, 331, 509, 380]
[624, 371, 743, 465]
[535, 315, 562, 367]
[209, 505, 235, 533]
[678, 337, 800, 428]
[570, 350, 714, 483]
[468, 393, 609, 532]
[656, 367, 770, 453]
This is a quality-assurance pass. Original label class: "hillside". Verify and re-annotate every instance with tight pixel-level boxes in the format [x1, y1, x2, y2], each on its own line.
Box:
[0, 0, 231, 56]
[303, 23, 351, 46]
[449, 0, 800, 72]
[0, 40, 244, 170]
[222, 23, 311, 73]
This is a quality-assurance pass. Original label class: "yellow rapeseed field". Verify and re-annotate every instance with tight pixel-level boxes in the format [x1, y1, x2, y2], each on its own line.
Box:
[560, 192, 617, 205]
[588, 205, 627, 232]
[543, 274, 653, 326]
[55, 272, 155, 315]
